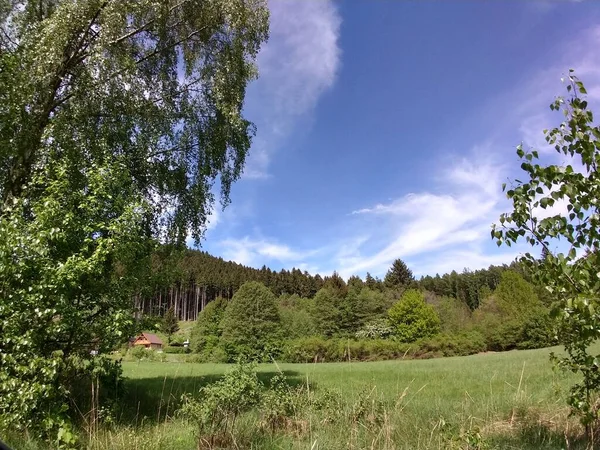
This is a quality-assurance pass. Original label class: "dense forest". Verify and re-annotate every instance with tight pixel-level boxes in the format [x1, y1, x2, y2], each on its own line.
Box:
[137, 248, 556, 364]
[137, 247, 527, 321]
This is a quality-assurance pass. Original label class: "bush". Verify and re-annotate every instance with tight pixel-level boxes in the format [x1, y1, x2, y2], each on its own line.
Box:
[415, 331, 487, 358]
[129, 345, 157, 361]
[164, 346, 190, 354]
[388, 289, 441, 342]
[433, 296, 472, 334]
[220, 282, 282, 362]
[279, 304, 318, 339]
[518, 312, 557, 349]
[281, 337, 413, 363]
[355, 318, 393, 339]
[179, 362, 262, 446]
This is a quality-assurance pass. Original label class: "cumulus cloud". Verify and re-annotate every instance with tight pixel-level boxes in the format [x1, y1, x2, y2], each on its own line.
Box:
[243, 0, 341, 178]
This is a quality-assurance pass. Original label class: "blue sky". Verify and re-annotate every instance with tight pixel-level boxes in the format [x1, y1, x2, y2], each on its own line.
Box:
[196, 0, 600, 279]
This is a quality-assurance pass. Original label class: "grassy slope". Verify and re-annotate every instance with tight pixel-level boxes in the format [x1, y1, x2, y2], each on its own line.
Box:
[115, 345, 588, 450]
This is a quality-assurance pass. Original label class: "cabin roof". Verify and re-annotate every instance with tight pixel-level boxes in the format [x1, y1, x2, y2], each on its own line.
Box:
[140, 332, 163, 345]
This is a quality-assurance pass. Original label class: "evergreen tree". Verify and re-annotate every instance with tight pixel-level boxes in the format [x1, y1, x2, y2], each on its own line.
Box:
[384, 258, 415, 288]
[323, 271, 348, 297]
[191, 297, 227, 360]
[365, 272, 377, 290]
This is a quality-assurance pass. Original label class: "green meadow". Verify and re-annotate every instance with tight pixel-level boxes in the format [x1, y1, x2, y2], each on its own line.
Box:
[83, 346, 586, 449]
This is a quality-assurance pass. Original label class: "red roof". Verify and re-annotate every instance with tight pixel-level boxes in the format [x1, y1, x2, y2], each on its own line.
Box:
[141, 332, 163, 345]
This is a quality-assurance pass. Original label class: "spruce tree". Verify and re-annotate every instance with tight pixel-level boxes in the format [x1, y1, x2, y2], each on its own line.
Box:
[384, 258, 415, 288]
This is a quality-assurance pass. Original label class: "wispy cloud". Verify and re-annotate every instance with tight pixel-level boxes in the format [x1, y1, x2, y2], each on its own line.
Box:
[243, 0, 341, 179]
[218, 236, 318, 267]
[209, 23, 600, 279]
[338, 155, 507, 278]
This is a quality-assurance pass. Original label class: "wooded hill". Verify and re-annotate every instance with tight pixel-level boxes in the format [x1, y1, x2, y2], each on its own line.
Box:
[137, 247, 522, 321]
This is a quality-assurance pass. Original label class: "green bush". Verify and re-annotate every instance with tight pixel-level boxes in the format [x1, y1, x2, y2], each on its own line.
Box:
[388, 289, 441, 342]
[415, 331, 487, 358]
[164, 346, 190, 354]
[279, 304, 318, 339]
[220, 281, 282, 362]
[518, 312, 557, 350]
[355, 318, 393, 339]
[179, 362, 262, 446]
[281, 337, 413, 363]
[128, 345, 157, 361]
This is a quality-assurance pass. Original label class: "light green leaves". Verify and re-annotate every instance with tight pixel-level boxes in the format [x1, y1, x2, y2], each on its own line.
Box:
[494, 74, 600, 430]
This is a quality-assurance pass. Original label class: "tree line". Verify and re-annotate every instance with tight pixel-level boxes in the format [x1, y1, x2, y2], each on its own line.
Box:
[138, 247, 527, 321]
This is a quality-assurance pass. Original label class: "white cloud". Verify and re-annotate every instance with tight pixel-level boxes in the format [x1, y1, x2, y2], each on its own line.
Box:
[243, 0, 341, 178]
[338, 156, 506, 278]
[218, 236, 317, 267]
[211, 24, 600, 279]
[205, 206, 220, 231]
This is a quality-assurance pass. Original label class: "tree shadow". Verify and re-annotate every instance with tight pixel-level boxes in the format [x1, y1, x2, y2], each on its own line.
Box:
[114, 370, 303, 425]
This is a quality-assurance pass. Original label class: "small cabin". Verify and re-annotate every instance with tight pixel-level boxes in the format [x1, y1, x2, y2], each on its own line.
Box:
[131, 332, 163, 350]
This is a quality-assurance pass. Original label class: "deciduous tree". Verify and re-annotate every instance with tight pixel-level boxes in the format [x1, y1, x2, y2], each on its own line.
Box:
[493, 73, 600, 434]
[0, 0, 268, 441]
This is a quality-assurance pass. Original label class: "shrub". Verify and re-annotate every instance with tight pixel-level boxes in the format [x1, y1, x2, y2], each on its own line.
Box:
[281, 337, 413, 363]
[282, 337, 329, 363]
[220, 282, 282, 361]
[279, 304, 318, 339]
[355, 318, 393, 339]
[129, 345, 157, 361]
[415, 331, 487, 358]
[518, 312, 557, 349]
[433, 296, 472, 334]
[179, 362, 262, 447]
[164, 346, 190, 354]
[388, 289, 441, 342]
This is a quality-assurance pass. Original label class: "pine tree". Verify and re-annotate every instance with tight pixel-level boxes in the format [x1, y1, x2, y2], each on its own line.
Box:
[384, 258, 414, 288]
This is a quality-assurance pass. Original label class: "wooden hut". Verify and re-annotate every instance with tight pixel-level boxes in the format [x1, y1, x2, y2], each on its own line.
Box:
[131, 332, 163, 350]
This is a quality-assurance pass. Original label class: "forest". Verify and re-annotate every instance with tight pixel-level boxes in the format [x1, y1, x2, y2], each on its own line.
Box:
[2, 0, 600, 449]
[141, 251, 556, 363]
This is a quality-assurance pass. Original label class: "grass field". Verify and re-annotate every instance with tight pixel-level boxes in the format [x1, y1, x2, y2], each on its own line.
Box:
[6, 345, 592, 449]
[100, 345, 586, 450]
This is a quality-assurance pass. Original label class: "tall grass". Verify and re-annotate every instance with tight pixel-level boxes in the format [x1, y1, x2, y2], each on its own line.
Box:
[4, 345, 594, 449]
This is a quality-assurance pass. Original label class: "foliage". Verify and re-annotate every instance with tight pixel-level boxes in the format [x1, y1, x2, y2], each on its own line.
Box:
[278, 298, 318, 339]
[433, 296, 473, 334]
[310, 288, 341, 337]
[416, 331, 487, 358]
[384, 258, 415, 289]
[388, 289, 441, 343]
[191, 297, 227, 360]
[179, 362, 262, 447]
[281, 337, 413, 363]
[339, 287, 386, 335]
[161, 306, 179, 344]
[0, 0, 269, 441]
[492, 74, 600, 430]
[219, 281, 282, 361]
[355, 319, 394, 339]
[494, 271, 541, 319]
